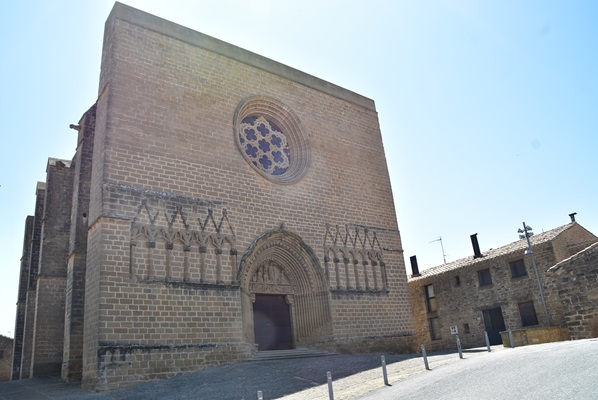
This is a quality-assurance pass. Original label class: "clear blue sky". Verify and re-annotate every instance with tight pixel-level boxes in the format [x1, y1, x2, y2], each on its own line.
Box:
[1, 0, 597, 337]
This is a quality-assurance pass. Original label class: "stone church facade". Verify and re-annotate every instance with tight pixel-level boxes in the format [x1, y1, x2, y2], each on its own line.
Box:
[13, 3, 415, 390]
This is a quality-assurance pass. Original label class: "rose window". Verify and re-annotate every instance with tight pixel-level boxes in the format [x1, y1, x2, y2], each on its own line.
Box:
[234, 96, 310, 184]
[239, 116, 290, 176]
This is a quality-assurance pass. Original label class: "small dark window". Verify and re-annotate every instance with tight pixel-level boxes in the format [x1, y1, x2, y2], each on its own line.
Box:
[0, 350, 3, 359]
[454, 275, 461, 287]
[519, 301, 539, 327]
[510, 259, 527, 278]
[463, 323, 470, 334]
[429, 317, 441, 340]
[478, 268, 492, 286]
[425, 285, 438, 313]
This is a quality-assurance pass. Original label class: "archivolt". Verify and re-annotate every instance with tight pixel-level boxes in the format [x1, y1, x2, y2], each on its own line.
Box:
[239, 226, 332, 346]
[240, 233, 326, 293]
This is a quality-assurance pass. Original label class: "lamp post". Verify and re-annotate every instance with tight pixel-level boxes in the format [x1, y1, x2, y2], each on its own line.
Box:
[518, 222, 550, 326]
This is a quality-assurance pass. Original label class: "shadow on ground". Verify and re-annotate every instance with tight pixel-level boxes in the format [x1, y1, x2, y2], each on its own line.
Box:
[0, 354, 424, 400]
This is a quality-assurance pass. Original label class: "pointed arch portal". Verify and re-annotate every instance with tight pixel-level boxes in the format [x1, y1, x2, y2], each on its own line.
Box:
[238, 227, 332, 350]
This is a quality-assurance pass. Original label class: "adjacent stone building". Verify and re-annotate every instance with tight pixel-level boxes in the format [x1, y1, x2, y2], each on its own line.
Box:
[408, 217, 597, 351]
[547, 241, 598, 340]
[0, 335, 13, 381]
[12, 3, 415, 390]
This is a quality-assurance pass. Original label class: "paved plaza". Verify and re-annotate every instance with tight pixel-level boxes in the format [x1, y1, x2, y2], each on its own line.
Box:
[1, 339, 596, 399]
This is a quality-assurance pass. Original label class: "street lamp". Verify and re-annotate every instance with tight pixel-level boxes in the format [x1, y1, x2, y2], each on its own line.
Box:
[518, 222, 550, 326]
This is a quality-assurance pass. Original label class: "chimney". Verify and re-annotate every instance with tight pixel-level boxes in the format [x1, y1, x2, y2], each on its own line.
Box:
[470, 233, 483, 258]
[569, 212, 577, 222]
[410, 255, 420, 277]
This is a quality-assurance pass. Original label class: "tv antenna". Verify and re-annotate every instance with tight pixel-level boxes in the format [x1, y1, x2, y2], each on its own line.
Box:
[429, 236, 447, 264]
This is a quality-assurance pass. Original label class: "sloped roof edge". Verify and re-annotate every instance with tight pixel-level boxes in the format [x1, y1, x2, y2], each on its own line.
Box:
[548, 241, 598, 274]
[408, 222, 576, 282]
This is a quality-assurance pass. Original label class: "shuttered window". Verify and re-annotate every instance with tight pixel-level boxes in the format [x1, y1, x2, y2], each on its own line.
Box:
[478, 268, 492, 286]
[519, 301, 539, 327]
[425, 285, 438, 312]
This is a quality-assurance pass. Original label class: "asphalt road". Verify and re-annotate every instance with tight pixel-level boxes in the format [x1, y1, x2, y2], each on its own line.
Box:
[359, 338, 598, 400]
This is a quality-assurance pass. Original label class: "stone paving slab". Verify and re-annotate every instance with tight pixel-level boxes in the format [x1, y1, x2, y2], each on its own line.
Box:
[0, 346, 504, 400]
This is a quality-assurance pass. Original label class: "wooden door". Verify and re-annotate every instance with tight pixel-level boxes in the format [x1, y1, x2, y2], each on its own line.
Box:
[253, 294, 293, 351]
[483, 307, 506, 345]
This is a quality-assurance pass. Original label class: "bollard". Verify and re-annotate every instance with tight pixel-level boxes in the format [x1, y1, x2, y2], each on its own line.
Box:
[421, 344, 430, 370]
[381, 355, 390, 386]
[508, 329, 515, 348]
[484, 331, 491, 352]
[327, 371, 334, 400]
[456, 336, 463, 359]
[257, 390, 263, 400]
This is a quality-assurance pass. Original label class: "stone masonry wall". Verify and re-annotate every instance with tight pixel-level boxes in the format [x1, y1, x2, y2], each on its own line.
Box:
[82, 4, 414, 390]
[81, 219, 102, 388]
[19, 183, 45, 379]
[552, 223, 598, 262]
[409, 223, 598, 352]
[30, 160, 73, 377]
[409, 241, 561, 352]
[83, 215, 253, 390]
[548, 242, 598, 339]
[0, 336, 13, 381]
[31, 277, 67, 376]
[12, 216, 33, 380]
[63, 104, 96, 381]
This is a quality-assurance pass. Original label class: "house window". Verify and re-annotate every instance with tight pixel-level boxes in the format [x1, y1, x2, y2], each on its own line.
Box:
[478, 268, 492, 286]
[429, 317, 441, 340]
[519, 301, 539, 327]
[463, 323, 470, 334]
[454, 275, 461, 287]
[510, 259, 527, 278]
[425, 284, 438, 313]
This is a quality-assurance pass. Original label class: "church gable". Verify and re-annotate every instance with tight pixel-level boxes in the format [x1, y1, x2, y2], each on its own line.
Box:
[13, 3, 415, 391]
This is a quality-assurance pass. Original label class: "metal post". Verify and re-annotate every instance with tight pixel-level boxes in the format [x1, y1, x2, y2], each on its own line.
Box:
[456, 336, 463, 359]
[257, 390, 263, 400]
[327, 371, 334, 400]
[421, 344, 430, 370]
[508, 329, 515, 348]
[523, 222, 550, 326]
[381, 355, 390, 386]
[484, 331, 491, 352]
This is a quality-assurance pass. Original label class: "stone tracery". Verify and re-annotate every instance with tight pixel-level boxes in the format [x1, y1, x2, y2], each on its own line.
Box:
[234, 96, 310, 184]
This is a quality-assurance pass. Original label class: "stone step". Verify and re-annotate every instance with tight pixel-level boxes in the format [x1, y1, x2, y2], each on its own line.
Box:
[250, 348, 334, 361]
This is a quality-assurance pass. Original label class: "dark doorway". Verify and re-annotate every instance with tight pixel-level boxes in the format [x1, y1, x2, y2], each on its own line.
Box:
[483, 307, 506, 345]
[253, 294, 293, 351]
